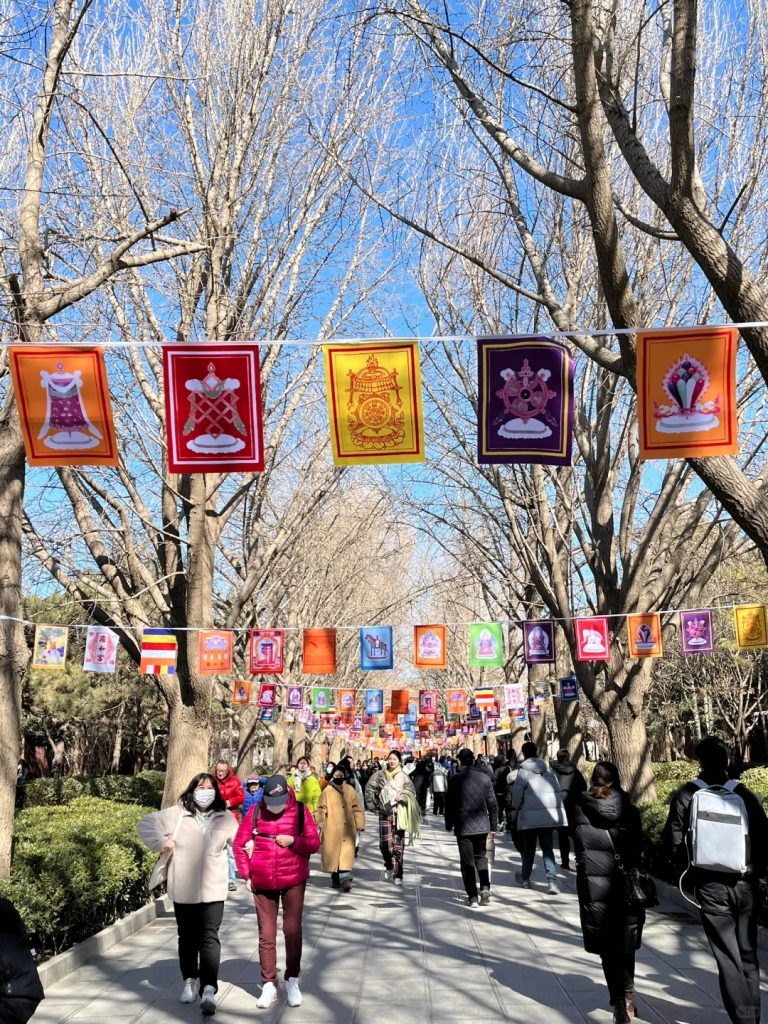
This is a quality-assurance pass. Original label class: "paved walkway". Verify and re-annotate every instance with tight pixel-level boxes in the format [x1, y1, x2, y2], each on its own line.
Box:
[35, 812, 768, 1024]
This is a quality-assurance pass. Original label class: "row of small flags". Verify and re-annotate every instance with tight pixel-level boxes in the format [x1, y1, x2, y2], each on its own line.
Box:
[28, 604, 768, 676]
[9, 327, 739, 472]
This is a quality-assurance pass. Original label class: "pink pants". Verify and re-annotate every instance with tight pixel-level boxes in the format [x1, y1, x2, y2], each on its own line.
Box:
[252, 883, 306, 982]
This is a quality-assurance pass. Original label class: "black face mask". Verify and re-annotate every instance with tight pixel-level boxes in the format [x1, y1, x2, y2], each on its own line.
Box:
[332, 777, 345, 787]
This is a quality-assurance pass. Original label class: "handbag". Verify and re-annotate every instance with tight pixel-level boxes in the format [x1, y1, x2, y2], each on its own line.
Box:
[605, 830, 658, 909]
[149, 809, 184, 889]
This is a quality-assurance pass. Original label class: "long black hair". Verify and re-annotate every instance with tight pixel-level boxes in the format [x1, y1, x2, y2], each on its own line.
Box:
[589, 761, 621, 800]
[179, 772, 227, 813]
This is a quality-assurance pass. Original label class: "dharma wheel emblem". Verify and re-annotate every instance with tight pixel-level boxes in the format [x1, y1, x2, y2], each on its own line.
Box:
[346, 354, 405, 450]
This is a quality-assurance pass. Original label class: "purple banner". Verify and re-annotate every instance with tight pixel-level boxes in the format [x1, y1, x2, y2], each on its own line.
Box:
[477, 337, 574, 465]
[679, 609, 714, 655]
[523, 620, 556, 664]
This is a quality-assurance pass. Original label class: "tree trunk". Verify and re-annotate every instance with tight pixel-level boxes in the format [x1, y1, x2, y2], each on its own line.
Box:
[0, 431, 26, 878]
[110, 707, 124, 774]
[605, 708, 657, 804]
[270, 720, 291, 772]
[552, 689, 585, 767]
[163, 701, 211, 808]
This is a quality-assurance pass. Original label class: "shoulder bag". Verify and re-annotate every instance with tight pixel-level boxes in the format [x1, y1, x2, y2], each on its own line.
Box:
[606, 829, 659, 909]
[149, 808, 185, 889]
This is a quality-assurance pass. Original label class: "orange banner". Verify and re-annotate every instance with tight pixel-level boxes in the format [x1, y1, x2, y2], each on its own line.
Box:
[637, 327, 738, 459]
[303, 629, 337, 674]
[10, 346, 119, 466]
[197, 630, 234, 674]
[414, 625, 447, 669]
[627, 614, 663, 658]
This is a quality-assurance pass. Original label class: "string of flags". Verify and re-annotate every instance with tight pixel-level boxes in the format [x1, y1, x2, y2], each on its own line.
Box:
[8, 325, 740, 470]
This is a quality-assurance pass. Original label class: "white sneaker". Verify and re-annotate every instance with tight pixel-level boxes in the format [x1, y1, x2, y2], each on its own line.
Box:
[256, 982, 278, 1009]
[200, 985, 217, 1015]
[384, 869, 392, 881]
[286, 977, 302, 1007]
[180, 979, 197, 1003]
[393, 877, 403, 887]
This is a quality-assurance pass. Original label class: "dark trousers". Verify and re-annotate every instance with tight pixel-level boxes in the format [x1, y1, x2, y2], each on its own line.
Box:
[173, 901, 224, 993]
[433, 792, 445, 815]
[253, 883, 306, 983]
[697, 878, 761, 1024]
[558, 826, 572, 866]
[457, 833, 490, 898]
[600, 949, 636, 1004]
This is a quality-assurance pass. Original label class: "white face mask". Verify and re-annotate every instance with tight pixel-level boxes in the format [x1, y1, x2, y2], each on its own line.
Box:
[194, 788, 216, 809]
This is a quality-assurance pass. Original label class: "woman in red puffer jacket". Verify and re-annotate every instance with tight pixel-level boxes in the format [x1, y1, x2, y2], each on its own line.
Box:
[233, 775, 320, 1010]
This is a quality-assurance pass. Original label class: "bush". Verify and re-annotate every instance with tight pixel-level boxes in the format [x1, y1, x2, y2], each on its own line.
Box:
[22, 774, 162, 809]
[652, 760, 698, 785]
[1, 797, 156, 957]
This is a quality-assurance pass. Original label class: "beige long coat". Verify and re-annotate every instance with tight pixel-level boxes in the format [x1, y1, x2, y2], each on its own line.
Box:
[315, 782, 365, 873]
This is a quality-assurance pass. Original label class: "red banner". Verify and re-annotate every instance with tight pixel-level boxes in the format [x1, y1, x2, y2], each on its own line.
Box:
[163, 344, 264, 473]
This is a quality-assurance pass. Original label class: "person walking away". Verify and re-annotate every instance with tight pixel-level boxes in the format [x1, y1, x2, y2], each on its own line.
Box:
[410, 757, 431, 815]
[364, 749, 416, 886]
[552, 749, 587, 870]
[294, 756, 322, 813]
[492, 754, 513, 832]
[138, 773, 238, 1015]
[234, 775, 320, 1009]
[431, 758, 449, 816]
[573, 762, 646, 1024]
[445, 748, 498, 907]
[508, 741, 567, 894]
[242, 775, 265, 816]
[315, 767, 365, 891]
[214, 760, 244, 891]
[663, 736, 768, 1024]
[0, 897, 44, 1024]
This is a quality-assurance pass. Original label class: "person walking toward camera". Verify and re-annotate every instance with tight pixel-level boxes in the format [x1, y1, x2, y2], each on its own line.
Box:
[138, 773, 238, 1015]
[664, 736, 768, 1024]
[234, 775, 320, 1009]
[364, 749, 416, 886]
[573, 761, 646, 1024]
[445, 748, 498, 907]
[508, 741, 566, 894]
[315, 766, 365, 892]
[213, 760, 244, 892]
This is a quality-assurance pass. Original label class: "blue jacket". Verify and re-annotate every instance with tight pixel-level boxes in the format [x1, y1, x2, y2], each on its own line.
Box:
[243, 789, 264, 816]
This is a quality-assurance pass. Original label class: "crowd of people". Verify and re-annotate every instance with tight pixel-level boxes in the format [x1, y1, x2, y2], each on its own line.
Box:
[5, 739, 765, 1024]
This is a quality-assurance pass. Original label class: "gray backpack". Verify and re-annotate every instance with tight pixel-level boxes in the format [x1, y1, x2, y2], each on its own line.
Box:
[688, 779, 749, 874]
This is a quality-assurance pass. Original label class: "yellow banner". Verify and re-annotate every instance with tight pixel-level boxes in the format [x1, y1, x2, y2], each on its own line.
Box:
[733, 605, 768, 649]
[323, 341, 425, 465]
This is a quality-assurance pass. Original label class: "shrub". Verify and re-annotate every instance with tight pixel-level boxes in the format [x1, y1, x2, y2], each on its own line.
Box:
[1, 797, 156, 957]
[652, 760, 698, 785]
[22, 774, 162, 809]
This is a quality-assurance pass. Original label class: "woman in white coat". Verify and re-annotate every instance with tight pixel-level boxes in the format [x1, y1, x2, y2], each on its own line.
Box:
[139, 772, 237, 1016]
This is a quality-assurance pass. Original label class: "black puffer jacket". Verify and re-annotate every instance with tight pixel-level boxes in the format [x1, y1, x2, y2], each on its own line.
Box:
[573, 789, 645, 955]
[0, 898, 44, 1018]
[552, 760, 587, 820]
[445, 766, 498, 836]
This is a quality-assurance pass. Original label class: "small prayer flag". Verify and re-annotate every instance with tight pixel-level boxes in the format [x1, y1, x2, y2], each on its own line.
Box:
[418, 689, 438, 715]
[140, 628, 177, 675]
[83, 625, 118, 673]
[528, 697, 541, 717]
[163, 344, 264, 473]
[560, 676, 579, 702]
[477, 336, 574, 465]
[249, 629, 284, 674]
[312, 686, 333, 711]
[468, 701, 482, 721]
[286, 685, 303, 709]
[504, 683, 525, 709]
[414, 625, 447, 669]
[679, 609, 714, 655]
[32, 625, 68, 670]
[258, 681, 277, 708]
[532, 680, 551, 704]
[197, 629, 234, 674]
[260, 705, 275, 722]
[468, 623, 504, 668]
[365, 689, 384, 714]
[574, 617, 610, 662]
[734, 606, 768, 650]
[523, 620, 556, 664]
[486, 700, 501, 720]
[390, 689, 410, 714]
[10, 346, 118, 467]
[303, 629, 337, 674]
[233, 680, 251, 705]
[323, 341, 426, 465]
[637, 326, 739, 460]
[337, 688, 357, 714]
[473, 687, 496, 709]
[627, 614, 663, 658]
[446, 689, 467, 715]
[360, 626, 393, 670]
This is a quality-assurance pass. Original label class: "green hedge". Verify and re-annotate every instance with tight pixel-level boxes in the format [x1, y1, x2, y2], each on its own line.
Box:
[20, 772, 163, 809]
[1, 797, 156, 957]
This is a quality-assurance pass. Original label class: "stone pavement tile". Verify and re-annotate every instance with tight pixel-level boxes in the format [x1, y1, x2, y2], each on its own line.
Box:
[29, 997, 87, 1023]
